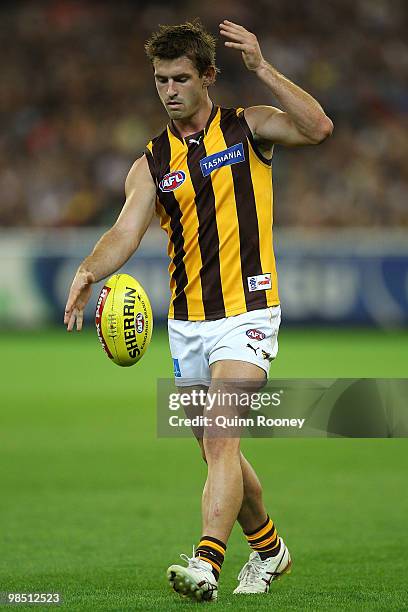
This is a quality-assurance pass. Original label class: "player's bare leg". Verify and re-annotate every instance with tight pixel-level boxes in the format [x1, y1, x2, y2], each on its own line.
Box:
[237, 453, 268, 529]
[199, 361, 291, 594]
[202, 432, 243, 542]
[168, 367, 290, 598]
[199, 440, 268, 533]
[201, 360, 266, 541]
[175, 377, 268, 534]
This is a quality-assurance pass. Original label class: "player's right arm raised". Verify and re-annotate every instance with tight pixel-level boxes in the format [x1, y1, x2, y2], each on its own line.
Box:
[64, 154, 156, 332]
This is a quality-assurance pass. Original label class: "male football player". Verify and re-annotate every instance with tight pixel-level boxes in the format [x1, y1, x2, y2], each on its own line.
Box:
[64, 19, 333, 601]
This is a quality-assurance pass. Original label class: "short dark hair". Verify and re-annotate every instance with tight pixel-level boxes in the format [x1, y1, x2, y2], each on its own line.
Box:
[144, 19, 219, 77]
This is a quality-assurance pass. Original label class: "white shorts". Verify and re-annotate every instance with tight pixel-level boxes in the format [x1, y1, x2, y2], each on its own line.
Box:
[168, 306, 281, 386]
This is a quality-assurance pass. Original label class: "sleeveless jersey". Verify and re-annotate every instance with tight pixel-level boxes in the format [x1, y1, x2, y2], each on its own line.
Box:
[145, 105, 279, 321]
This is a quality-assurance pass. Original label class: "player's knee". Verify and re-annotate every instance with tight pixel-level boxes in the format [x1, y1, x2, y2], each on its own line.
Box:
[240, 376, 267, 393]
[255, 376, 267, 392]
[219, 376, 267, 398]
[203, 437, 240, 462]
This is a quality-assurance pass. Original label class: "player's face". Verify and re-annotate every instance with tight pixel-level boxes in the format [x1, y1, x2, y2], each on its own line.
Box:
[154, 56, 208, 120]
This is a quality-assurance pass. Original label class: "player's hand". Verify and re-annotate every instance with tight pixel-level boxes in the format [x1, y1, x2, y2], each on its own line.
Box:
[219, 20, 265, 72]
[64, 269, 95, 332]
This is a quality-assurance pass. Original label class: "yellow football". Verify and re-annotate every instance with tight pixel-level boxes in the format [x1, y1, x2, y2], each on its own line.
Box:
[95, 273, 153, 367]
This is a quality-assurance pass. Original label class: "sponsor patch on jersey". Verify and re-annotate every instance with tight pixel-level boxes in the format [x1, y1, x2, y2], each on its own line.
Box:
[173, 358, 182, 378]
[200, 143, 245, 177]
[159, 170, 186, 192]
[247, 273, 272, 292]
[246, 328, 266, 341]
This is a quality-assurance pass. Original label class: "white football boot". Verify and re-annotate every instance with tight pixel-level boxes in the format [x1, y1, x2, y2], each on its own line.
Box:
[167, 547, 218, 602]
[233, 538, 292, 594]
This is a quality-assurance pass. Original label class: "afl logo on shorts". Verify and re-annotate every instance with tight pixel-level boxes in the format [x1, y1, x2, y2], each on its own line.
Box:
[159, 171, 186, 192]
[246, 329, 266, 341]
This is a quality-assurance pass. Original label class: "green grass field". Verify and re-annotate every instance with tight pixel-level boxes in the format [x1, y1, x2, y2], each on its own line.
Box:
[1, 327, 407, 611]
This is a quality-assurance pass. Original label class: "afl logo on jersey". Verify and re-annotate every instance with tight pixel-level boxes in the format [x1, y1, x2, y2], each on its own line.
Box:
[159, 171, 186, 192]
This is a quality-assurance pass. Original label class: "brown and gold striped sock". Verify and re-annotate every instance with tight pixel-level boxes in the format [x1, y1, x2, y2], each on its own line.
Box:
[244, 515, 281, 560]
[195, 535, 226, 580]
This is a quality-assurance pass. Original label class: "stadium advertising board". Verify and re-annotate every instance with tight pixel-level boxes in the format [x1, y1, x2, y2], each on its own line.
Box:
[0, 229, 407, 327]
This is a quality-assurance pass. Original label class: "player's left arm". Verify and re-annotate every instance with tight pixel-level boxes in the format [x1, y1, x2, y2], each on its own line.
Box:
[219, 20, 334, 147]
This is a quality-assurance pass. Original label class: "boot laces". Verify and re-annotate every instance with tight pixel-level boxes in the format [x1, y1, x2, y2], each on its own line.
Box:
[237, 557, 263, 584]
[180, 546, 208, 571]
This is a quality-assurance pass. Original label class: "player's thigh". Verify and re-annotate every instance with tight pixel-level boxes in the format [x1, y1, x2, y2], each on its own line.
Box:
[179, 384, 208, 440]
[210, 359, 266, 384]
[209, 360, 266, 421]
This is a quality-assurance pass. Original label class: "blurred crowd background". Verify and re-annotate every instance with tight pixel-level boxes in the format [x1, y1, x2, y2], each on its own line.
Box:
[1, 0, 407, 228]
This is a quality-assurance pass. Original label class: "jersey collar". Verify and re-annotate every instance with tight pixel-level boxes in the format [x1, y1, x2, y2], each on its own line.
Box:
[169, 103, 218, 143]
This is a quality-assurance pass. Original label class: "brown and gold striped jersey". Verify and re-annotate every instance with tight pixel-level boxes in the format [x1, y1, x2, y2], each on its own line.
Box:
[145, 105, 279, 321]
